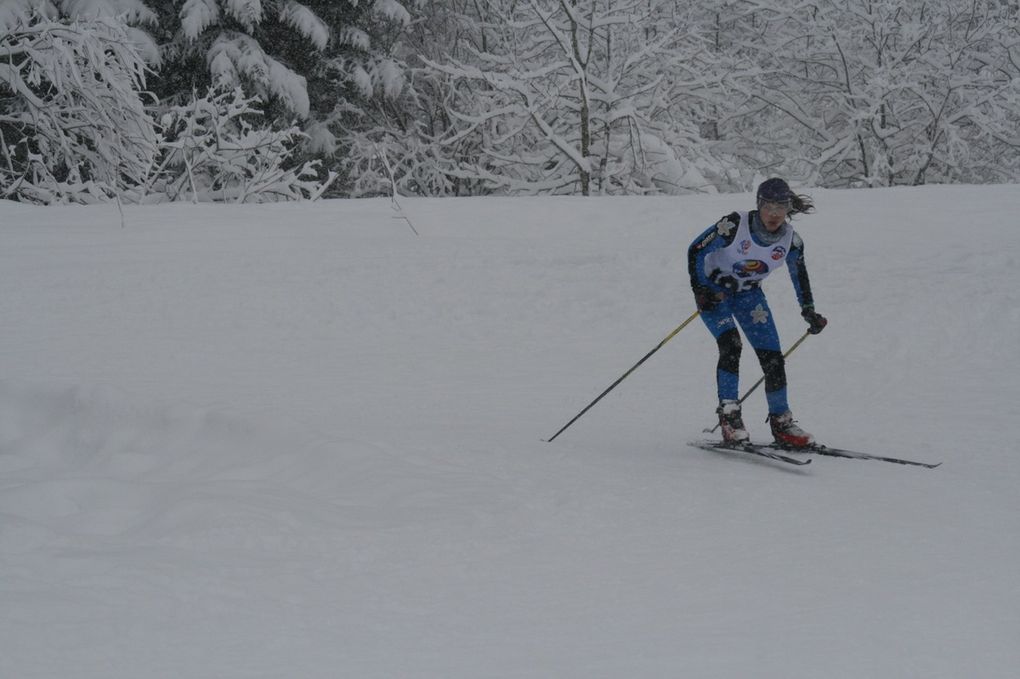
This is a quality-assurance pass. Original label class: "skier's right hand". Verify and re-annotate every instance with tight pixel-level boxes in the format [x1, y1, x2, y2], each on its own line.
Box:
[694, 285, 722, 312]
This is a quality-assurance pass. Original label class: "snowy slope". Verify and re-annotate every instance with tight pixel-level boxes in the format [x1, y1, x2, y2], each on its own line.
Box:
[1, 186, 1018, 678]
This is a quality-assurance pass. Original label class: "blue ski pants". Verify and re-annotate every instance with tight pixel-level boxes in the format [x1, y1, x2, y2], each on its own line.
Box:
[699, 288, 789, 415]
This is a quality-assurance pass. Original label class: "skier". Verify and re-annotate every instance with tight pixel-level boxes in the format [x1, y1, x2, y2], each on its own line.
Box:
[688, 178, 827, 447]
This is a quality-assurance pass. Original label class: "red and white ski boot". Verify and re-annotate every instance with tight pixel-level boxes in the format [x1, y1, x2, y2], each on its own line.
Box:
[768, 411, 814, 448]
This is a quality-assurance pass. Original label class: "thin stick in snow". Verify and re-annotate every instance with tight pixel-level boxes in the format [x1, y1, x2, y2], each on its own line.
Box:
[373, 142, 419, 237]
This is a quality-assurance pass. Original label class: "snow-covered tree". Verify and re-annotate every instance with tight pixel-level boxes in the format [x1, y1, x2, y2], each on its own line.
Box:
[286, 0, 418, 195]
[329, 0, 486, 197]
[728, 0, 1020, 187]
[420, 0, 731, 196]
[153, 0, 332, 118]
[145, 0, 416, 198]
[0, 12, 157, 203]
[333, 0, 1019, 195]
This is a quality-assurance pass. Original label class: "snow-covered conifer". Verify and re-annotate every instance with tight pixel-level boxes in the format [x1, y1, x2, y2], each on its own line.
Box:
[163, 0, 332, 118]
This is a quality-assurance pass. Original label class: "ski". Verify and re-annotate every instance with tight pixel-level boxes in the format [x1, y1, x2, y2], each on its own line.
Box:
[689, 440, 812, 466]
[690, 440, 939, 469]
[773, 443, 941, 469]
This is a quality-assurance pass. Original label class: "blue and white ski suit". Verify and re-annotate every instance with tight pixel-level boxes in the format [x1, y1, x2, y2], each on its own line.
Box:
[687, 211, 816, 415]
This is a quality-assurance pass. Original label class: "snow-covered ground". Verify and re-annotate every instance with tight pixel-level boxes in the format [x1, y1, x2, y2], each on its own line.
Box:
[1, 186, 1018, 678]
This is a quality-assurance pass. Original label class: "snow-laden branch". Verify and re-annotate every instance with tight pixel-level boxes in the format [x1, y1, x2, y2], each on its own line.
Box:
[208, 33, 310, 117]
[137, 88, 336, 203]
[0, 13, 157, 203]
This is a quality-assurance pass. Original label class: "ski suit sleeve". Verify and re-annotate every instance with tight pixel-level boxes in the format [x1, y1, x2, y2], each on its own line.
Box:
[688, 213, 739, 292]
[786, 231, 815, 309]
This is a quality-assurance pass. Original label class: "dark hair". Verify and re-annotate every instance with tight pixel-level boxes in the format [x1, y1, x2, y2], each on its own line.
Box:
[790, 193, 815, 216]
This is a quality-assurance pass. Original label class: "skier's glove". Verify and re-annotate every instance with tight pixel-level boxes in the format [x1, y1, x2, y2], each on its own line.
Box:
[708, 269, 740, 293]
[694, 285, 721, 312]
[801, 306, 828, 334]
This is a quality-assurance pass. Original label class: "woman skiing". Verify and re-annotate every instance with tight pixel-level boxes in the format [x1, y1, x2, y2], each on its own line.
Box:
[687, 178, 827, 447]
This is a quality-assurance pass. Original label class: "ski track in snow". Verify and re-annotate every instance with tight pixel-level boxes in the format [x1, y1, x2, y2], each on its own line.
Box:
[1, 187, 1019, 678]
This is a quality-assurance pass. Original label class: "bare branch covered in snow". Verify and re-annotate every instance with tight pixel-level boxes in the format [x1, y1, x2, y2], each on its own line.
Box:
[0, 13, 157, 204]
[724, 0, 1020, 187]
[136, 87, 335, 203]
[421, 0, 729, 195]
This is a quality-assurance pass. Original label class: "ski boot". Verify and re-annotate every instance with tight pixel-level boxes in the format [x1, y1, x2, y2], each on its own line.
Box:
[768, 411, 814, 448]
[717, 400, 750, 444]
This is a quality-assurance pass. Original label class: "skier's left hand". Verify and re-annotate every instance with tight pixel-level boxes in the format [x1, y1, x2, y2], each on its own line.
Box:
[801, 306, 827, 334]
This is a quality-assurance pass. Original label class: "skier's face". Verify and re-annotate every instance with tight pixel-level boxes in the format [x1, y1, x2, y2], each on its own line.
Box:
[758, 200, 790, 231]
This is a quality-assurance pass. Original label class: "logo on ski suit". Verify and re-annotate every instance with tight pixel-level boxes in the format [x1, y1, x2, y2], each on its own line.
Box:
[733, 259, 770, 277]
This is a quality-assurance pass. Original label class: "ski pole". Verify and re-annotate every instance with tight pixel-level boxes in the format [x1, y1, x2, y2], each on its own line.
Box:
[545, 310, 701, 442]
[706, 328, 812, 434]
